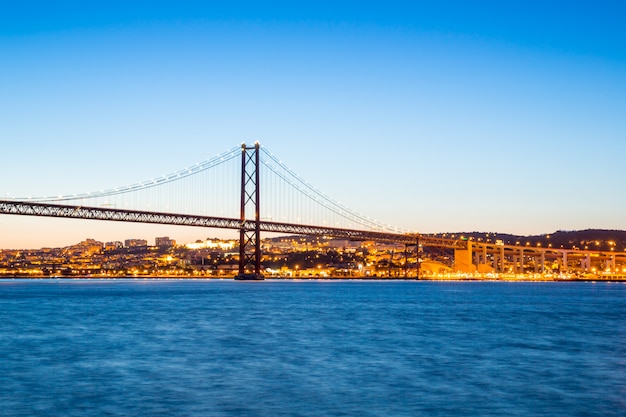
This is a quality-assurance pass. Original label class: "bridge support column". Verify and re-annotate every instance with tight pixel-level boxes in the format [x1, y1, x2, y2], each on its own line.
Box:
[454, 242, 475, 273]
[581, 254, 591, 271]
[607, 256, 616, 273]
[612, 255, 616, 272]
[403, 240, 420, 279]
[236, 142, 264, 280]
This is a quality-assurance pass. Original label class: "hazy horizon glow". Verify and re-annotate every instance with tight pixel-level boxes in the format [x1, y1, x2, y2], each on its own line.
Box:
[1, 2, 625, 249]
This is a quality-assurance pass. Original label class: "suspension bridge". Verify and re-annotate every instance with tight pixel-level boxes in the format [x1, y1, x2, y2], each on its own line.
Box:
[0, 142, 463, 280]
[2, 142, 625, 279]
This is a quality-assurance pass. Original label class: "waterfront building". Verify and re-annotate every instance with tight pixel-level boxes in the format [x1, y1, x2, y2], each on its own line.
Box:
[155, 237, 176, 248]
[105, 241, 123, 251]
[125, 239, 148, 248]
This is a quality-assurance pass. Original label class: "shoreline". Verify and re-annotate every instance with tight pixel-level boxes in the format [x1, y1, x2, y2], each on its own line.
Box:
[1, 275, 625, 282]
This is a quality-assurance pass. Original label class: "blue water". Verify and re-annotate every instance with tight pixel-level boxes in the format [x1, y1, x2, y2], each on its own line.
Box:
[0, 280, 624, 416]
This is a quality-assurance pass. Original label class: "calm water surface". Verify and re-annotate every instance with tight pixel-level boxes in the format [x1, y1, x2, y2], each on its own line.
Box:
[0, 279, 624, 416]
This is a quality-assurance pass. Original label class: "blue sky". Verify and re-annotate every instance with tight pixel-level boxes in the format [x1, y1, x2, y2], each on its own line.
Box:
[1, 1, 625, 248]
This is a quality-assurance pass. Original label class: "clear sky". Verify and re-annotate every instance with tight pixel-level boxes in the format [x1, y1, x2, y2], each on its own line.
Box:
[1, 1, 625, 248]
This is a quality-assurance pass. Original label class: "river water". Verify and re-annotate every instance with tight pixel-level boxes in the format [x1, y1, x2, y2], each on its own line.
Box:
[0, 279, 624, 416]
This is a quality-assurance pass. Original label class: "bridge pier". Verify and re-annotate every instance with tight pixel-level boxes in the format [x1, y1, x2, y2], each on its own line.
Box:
[490, 246, 505, 273]
[607, 255, 616, 273]
[454, 242, 475, 273]
[236, 142, 264, 281]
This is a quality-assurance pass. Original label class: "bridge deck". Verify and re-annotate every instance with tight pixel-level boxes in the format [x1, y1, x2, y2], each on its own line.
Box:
[0, 200, 466, 249]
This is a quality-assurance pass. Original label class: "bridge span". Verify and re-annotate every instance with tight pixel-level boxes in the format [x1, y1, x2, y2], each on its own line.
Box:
[0, 199, 463, 248]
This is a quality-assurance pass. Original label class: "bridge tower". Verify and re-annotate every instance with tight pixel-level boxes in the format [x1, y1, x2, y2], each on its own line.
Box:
[236, 142, 264, 280]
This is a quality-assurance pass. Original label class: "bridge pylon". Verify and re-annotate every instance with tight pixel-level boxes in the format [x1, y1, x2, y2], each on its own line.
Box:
[236, 142, 264, 280]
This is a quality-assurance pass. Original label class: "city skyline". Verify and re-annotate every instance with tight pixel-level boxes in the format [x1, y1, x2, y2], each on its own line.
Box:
[2, 2, 625, 248]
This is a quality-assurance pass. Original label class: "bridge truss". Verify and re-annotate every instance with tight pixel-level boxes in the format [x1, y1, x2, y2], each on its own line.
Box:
[0, 199, 465, 248]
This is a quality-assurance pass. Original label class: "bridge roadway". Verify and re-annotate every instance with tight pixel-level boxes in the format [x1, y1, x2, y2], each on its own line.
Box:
[0, 200, 465, 249]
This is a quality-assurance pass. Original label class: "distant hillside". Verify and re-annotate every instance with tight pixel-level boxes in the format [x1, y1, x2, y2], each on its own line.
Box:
[439, 229, 626, 252]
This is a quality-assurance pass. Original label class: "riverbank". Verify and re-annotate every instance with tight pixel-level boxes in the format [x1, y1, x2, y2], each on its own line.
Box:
[2, 274, 626, 282]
